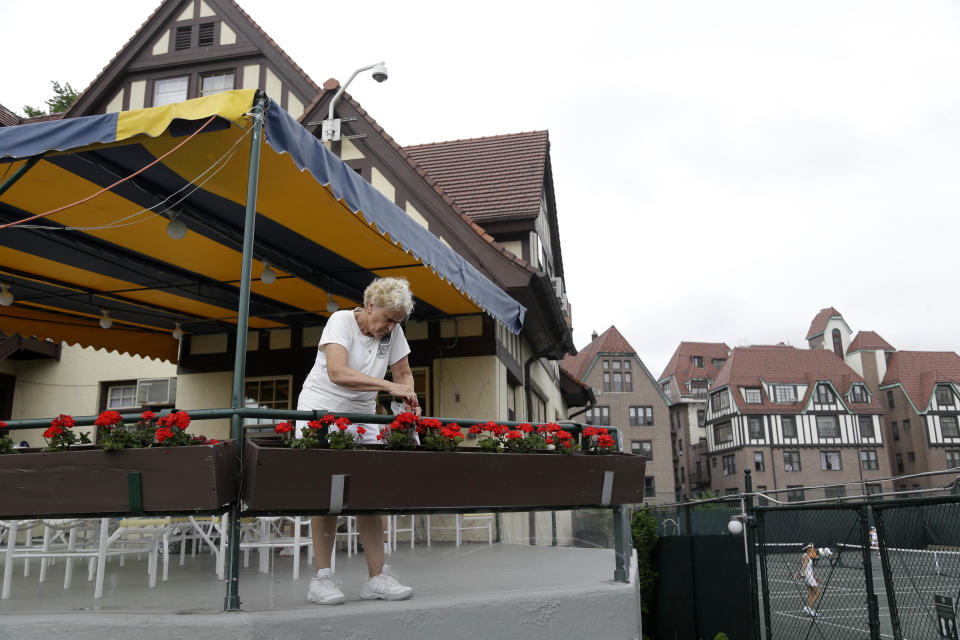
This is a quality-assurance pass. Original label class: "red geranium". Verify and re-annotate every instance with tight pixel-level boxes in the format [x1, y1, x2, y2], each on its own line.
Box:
[275, 421, 294, 434]
[155, 426, 175, 443]
[95, 410, 122, 428]
[43, 425, 63, 439]
[140, 410, 157, 423]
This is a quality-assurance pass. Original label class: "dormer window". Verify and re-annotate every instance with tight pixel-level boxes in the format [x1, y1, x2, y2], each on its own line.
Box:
[689, 379, 708, 398]
[936, 385, 955, 407]
[849, 385, 869, 403]
[773, 385, 797, 403]
[710, 390, 730, 412]
[815, 383, 835, 404]
[744, 388, 762, 404]
[712, 358, 726, 368]
[691, 356, 703, 368]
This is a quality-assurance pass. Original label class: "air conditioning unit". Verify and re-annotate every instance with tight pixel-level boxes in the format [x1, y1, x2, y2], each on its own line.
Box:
[593, 388, 603, 397]
[784, 464, 793, 472]
[136, 378, 177, 405]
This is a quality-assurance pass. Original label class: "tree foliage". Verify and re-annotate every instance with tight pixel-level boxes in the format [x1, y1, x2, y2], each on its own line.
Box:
[23, 81, 79, 117]
[631, 504, 659, 640]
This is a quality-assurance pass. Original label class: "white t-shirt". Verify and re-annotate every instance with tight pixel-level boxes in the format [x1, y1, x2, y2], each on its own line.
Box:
[296, 309, 410, 442]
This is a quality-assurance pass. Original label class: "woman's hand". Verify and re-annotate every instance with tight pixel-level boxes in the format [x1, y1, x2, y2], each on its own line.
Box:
[387, 382, 419, 410]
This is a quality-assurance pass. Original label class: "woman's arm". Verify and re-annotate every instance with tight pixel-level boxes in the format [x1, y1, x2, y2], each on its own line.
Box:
[389, 356, 421, 416]
[325, 344, 417, 404]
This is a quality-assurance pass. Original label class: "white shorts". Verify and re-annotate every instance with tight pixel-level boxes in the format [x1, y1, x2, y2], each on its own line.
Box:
[806, 578, 818, 588]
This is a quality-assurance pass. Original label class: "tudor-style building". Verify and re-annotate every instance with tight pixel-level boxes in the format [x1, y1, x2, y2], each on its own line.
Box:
[658, 342, 731, 499]
[879, 351, 960, 490]
[703, 345, 890, 500]
[562, 327, 674, 503]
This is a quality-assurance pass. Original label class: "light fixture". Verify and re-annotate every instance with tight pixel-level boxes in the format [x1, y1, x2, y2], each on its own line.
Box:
[172, 322, 184, 340]
[727, 518, 743, 536]
[99, 309, 113, 329]
[166, 214, 187, 240]
[325, 293, 339, 313]
[319, 61, 388, 142]
[0, 283, 13, 306]
[260, 261, 277, 285]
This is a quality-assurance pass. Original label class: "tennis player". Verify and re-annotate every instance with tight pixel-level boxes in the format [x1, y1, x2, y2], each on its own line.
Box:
[799, 543, 822, 617]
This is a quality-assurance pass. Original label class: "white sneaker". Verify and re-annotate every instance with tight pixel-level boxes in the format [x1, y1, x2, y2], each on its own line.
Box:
[360, 564, 413, 601]
[307, 568, 345, 605]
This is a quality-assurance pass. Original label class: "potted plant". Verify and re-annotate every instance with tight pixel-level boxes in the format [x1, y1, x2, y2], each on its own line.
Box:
[242, 415, 646, 514]
[0, 411, 236, 519]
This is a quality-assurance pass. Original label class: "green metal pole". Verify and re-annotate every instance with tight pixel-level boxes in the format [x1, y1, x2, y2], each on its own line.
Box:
[224, 92, 267, 612]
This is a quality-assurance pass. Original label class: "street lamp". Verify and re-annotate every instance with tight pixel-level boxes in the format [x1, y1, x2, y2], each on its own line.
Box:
[320, 62, 388, 142]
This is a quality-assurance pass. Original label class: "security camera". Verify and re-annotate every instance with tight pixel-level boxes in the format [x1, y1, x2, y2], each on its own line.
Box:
[371, 63, 388, 83]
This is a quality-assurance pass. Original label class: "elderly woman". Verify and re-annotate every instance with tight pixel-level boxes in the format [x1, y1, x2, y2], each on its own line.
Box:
[298, 277, 420, 605]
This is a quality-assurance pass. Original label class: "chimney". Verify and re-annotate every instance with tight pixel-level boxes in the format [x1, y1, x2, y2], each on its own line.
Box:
[591, 330, 598, 341]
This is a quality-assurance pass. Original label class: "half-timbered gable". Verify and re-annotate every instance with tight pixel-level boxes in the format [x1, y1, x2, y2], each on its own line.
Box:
[881, 351, 960, 450]
[65, 0, 319, 118]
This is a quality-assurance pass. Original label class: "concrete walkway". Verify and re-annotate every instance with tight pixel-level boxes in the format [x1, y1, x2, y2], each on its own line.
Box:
[0, 543, 641, 639]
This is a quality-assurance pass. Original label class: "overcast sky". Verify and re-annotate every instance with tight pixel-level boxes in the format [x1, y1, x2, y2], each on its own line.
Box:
[4, 1, 960, 377]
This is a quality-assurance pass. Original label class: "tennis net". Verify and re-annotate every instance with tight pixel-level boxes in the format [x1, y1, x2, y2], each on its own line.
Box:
[834, 542, 960, 577]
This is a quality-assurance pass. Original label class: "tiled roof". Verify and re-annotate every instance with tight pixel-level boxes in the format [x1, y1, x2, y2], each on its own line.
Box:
[848, 330, 895, 353]
[712, 345, 882, 414]
[20, 113, 64, 124]
[404, 131, 549, 224]
[0, 105, 20, 126]
[806, 307, 843, 339]
[561, 326, 636, 380]
[881, 351, 960, 411]
[658, 341, 730, 399]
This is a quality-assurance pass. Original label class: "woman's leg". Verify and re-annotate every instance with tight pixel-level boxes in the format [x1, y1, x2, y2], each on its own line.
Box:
[311, 516, 338, 571]
[356, 515, 386, 577]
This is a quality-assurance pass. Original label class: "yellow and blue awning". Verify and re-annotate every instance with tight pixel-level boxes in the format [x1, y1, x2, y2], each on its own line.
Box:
[0, 90, 525, 362]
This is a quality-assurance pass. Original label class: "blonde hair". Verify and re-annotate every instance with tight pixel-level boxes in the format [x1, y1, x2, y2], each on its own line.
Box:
[363, 277, 414, 315]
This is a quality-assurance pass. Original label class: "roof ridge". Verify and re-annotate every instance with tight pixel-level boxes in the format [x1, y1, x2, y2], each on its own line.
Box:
[404, 130, 549, 150]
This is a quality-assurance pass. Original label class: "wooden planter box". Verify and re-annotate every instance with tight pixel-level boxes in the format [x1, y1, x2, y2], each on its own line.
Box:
[242, 439, 646, 514]
[0, 442, 237, 519]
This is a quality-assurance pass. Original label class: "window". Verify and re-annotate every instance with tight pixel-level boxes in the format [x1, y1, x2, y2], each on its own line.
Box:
[816, 415, 840, 438]
[773, 385, 798, 403]
[757, 485, 769, 506]
[198, 22, 215, 47]
[602, 360, 609, 370]
[632, 441, 653, 460]
[612, 372, 623, 392]
[697, 410, 705, 427]
[815, 384, 835, 404]
[937, 385, 955, 406]
[200, 71, 234, 97]
[612, 360, 620, 370]
[891, 420, 899, 441]
[722, 454, 736, 476]
[850, 385, 869, 403]
[825, 485, 846, 500]
[585, 405, 610, 426]
[690, 379, 708, 398]
[744, 388, 762, 404]
[896, 453, 904, 474]
[712, 358, 726, 368]
[861, 450, 879, 470]
[947, 450, 960, 468]
[887, 390, 895, 409]
[243, 376, 292, 433]
[866, 484, 882, 498]
[661, 381, 672, 400]
[710, 391, 730, 412]
[644, 476, 656, 498]
[787, 486, 805, 502]
[820, 450, 842, 471]
[943, 416, 960, 438]
[175, 25, 192, 50]
[681, 467, 686, 483]
[858, 415, 874, 439]
[506, 383, 517, 421]
[783, 451, 801, 472]
[907, 451, 916, 463]
[532, 391, 547, 423]
[781, 415, 797, 438]
[603, 372, 611, 392]
[691, 356, 703, 367]
[629, 406, 654, 426]
[903, 419, 911, 431]
[623, 360, 631, 371]
[107, 384, 138, 410]
[154, 76, 189, 106]
[714, 422, 733, 444]
[624, 372, 633, 392]
[748, 416, 764, 440]
[712, 456, 717, 468]
[832, 328, 843, 358]
[678, 438, 683, 454]
[754, 451, 765, 472]
[725, 488, 738, 496]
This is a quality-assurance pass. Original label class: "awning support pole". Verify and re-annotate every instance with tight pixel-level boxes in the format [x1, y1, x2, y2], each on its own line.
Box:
[0, 157, 41, 199]
[224, 91, 267, 613]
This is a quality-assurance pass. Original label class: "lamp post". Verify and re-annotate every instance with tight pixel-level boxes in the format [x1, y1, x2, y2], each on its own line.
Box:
[320, 62, 388, 142]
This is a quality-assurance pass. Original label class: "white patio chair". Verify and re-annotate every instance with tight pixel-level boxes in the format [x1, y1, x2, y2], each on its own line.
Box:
[239, 516, 313, 580]
[426, 513, 494, 546]
[390, 515, 415, 551]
